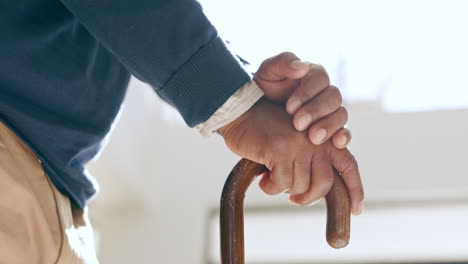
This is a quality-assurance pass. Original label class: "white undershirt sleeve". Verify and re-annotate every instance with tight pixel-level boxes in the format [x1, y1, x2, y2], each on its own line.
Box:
[196, 80, 263, 137]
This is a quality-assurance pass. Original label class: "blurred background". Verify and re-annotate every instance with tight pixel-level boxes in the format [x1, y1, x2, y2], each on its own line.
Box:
[86, 0, 468, 263]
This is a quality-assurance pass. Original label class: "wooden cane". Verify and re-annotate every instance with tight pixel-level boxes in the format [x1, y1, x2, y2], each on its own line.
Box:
[220, 158, 351, 264]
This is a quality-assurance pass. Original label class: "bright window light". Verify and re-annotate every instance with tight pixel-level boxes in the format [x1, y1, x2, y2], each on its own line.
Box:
[199, 0, 468, 112]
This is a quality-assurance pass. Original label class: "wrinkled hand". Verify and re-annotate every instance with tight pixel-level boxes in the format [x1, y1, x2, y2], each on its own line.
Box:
[219, 98, 364, 215]
[254, 52, 350, 148]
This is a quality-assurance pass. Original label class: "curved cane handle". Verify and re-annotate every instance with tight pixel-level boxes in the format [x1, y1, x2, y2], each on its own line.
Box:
[220, 159, 350, 264]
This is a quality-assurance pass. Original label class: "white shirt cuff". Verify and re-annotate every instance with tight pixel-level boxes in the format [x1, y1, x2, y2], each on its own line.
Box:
[196, 80, 264, 137]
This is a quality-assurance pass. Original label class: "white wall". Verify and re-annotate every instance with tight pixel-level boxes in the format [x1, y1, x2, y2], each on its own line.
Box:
[87, 79, 468, 263]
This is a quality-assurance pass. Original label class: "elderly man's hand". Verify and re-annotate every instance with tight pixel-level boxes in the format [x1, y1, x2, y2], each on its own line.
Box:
[255, 52, 350, 149]
[219, 98, 364, 215]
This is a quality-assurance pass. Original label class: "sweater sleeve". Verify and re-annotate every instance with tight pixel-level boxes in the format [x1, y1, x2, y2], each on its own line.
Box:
[59, 0, 251, 127]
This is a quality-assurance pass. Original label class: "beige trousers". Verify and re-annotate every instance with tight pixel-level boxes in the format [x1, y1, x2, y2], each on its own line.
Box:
[0, 122, 98, 264]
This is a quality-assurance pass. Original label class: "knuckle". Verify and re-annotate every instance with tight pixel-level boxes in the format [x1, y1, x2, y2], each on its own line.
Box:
[316, 64, 328, 74]
[350, 154, 359, 169]
[263, 187, 278, 196]
[356, 188, 365, 201]
[328, 85, 343, 106]
[339, 106, 349, 123]
[261, 57, 274, 66]
[342, 154, 359, 174]
[257, 58, 274, 73]
[339, 127, 352, 139]
[260, 184, 271, 195]
[259, 180, 272, 195]
[310, 63, 326, 73]
[310, 64, 330, 86]
[341, 106, 348, 117]
[261, 177, 287, 196]
[303, 76, 329, 95]
[270, 51, 297, 65]
[278, 51, 295, 58]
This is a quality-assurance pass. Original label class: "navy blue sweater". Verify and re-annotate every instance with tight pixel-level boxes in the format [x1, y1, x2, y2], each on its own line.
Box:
[0, 0, 251, 208]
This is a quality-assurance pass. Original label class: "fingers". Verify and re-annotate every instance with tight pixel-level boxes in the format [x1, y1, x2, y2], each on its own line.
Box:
[281, 62, 350, 148]
[286, 63, 330, 114]
[306, 107, 348, 145]
[255, 52, 310, 82]
[291, 85, 351, 147]
[260, 153, 312, 196]
[331, 128, 351, 149]
[330, 147, 364, 215]
[292, 85, 343, 132]
[286, 157, 312, 195]
[288, 153, 334, 206]
[254, 52, 310, 103]
[259, 164, 293, 195]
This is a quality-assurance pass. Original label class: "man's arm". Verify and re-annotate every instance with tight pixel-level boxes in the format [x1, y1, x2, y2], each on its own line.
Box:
[60, 0, 364, 212]
[60, 0, 247, 127]
[60, 0, 351, 147]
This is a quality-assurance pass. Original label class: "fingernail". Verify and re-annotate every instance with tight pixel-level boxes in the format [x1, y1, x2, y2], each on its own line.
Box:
[297, 114, 312, 131]
[306, 199, 321, 207]
[287, 97, 302, 113]
[288, 196, 300, 206]
[357, 201, 364, 215]
[290, 60, 308, 70]
[338, 135, 348, 147]
[315, 128, 327, 143]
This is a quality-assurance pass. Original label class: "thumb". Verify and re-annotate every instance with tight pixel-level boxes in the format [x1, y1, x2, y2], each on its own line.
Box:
[255, 52, 309, 82]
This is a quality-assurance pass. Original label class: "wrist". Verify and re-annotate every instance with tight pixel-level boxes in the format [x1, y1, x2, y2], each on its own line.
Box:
[218, 98, 259, 138]
[197, 80, 264, 137]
